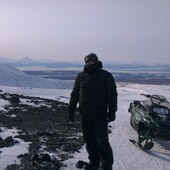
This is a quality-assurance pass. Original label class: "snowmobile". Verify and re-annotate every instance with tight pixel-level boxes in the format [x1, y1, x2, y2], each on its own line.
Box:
[128, 94, 170, 150]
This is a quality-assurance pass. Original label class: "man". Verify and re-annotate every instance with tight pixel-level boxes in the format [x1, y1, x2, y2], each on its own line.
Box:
[68, 53, 118, 170]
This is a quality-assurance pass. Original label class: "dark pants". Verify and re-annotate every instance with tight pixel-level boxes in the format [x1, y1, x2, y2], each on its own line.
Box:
[81, 113, 113, 168]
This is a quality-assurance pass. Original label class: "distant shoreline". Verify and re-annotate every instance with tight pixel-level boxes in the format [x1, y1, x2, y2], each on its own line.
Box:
[24, 70, 170, 85]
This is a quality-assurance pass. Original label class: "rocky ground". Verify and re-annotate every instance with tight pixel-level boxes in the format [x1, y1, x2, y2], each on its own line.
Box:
[0, 92, 84, 170]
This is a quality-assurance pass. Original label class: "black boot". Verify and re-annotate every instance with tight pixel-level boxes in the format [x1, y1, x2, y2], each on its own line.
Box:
[84, 161, 100, 170]
[100, 165, 112, 170]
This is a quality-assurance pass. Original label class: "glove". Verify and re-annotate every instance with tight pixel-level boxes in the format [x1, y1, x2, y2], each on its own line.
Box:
[107, 112, 116, 122]
[68, 111, 74, 122]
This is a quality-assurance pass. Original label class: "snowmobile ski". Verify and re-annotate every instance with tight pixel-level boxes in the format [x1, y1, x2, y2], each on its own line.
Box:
[129, 139, 154, 150]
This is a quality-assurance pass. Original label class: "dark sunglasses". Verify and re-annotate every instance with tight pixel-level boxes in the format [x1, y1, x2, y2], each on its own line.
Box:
[84, 55, 98, 62]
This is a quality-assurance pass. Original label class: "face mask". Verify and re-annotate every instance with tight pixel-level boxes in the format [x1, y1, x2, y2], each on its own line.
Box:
[86, 63, 97, 72]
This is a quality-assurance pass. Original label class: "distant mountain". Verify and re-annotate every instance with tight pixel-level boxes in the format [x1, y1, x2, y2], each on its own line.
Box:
[0, 57, 84, 69]
[0, 57, 17, 63]
[0, 57, 55, 64]
[0, 64, 72, 89]
[18, 56, 38, 64]
[0, 56, 170, 70]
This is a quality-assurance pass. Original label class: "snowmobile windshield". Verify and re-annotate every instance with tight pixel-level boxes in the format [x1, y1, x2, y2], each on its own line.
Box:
[150, 95, 167, 105]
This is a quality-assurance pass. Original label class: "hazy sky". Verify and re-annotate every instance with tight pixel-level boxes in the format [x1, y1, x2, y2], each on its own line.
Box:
[0, 0, 170, 63]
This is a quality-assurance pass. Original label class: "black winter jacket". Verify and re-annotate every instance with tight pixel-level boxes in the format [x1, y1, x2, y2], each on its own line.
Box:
[69, 61, 117, 115]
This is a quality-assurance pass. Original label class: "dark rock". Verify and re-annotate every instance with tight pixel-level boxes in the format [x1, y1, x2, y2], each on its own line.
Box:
[9, 96, 20, 104]
[0, 136, 19, 148]
[38, 131, 54, 137]
[0, 136, 3, 141]
[41, 153, 51, 162]
[3, 136, 14, 143]
[32, 153, 40, 162]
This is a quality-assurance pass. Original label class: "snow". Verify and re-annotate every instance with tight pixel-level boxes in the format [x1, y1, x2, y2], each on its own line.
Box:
[0, 64, 72, 89]
[0, 128, 31, 170]
[0, 99, 10, 112]
[0, 83, 170, 170]
[0, 86, 71, 101]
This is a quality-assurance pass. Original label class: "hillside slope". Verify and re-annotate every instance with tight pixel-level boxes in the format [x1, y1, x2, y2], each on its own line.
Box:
[0, 64, 72, 89]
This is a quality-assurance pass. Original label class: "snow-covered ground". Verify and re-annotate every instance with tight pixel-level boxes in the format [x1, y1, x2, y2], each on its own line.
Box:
[0, 83, 170, 170]
[0, 128, 31, 170]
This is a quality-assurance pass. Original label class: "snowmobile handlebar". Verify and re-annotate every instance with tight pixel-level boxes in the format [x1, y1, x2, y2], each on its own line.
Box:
[140, 94, 151, 98]
[140, 94, 167, 105]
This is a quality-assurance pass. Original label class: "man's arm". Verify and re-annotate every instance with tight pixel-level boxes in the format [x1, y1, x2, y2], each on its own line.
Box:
[107, 73, 118, 121]
[68, 75, 80, 121]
